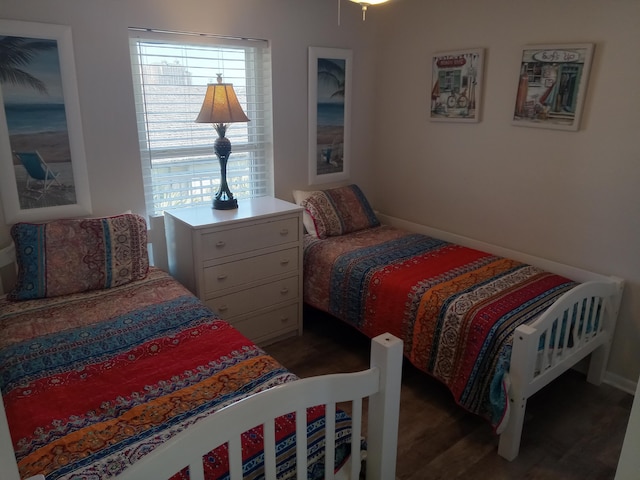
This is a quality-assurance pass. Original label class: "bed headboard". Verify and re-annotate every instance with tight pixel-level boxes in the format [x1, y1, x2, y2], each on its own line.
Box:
[0, 243, 16, 296]
[376, 212, 621, 285]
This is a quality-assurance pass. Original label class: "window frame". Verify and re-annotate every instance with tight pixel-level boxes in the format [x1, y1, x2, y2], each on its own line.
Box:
[128, 28, 273, 217]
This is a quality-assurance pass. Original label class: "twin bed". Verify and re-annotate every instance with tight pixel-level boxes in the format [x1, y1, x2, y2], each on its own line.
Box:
[0, 213, 403, 480]
[295, 184, 624, 461]
[0, 185, 625, 478]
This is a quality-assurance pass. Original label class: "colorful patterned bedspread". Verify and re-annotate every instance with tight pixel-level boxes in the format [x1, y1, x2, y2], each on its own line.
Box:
[303, 226, 578, 429]
[0, 268, 351, 479]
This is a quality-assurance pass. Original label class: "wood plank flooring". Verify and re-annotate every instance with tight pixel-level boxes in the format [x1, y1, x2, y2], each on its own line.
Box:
[266, 307, 633, 480]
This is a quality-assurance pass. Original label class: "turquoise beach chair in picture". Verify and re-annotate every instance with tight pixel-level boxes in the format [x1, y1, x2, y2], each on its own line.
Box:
[14, 151, 63, 199]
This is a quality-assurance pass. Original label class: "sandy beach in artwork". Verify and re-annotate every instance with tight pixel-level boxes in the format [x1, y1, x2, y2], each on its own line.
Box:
[7, 131, 77, 209]
[317, 125, 344, 146]
[9, 131, 71, 164]
[316, 125, 345, 175]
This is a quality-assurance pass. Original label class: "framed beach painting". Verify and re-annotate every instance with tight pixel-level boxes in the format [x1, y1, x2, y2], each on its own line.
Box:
[512, 43, 594, 131]
[430, 48, 484, 123]
[308, 46, 352, 185]
[0, 19, 91, 223]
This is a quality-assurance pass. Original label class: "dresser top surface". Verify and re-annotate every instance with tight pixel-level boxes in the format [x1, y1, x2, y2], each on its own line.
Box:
[165, 197, 302, 229]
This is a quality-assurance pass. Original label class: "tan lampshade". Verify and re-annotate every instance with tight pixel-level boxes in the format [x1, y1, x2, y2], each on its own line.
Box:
[195, 75, 249, 124]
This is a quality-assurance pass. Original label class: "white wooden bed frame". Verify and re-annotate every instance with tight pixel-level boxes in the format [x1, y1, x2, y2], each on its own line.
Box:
[0, 209, 626, 468]
[0, 242, 403, 480]
[376, 213, 625, 460]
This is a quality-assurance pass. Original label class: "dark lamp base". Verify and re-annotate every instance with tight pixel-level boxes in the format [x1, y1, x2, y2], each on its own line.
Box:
[212, 128, 238, 210]
[213, 197, 238, 210]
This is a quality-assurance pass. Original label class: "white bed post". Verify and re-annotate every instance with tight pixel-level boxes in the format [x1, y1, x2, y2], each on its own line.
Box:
[0, 243, 21, 480]
[365, 333, 403, 480]
[498, 324, 537, 461]
[587, 344, 610, 386]
[587, 281, 624, 385]
[0, 395, 21, 480]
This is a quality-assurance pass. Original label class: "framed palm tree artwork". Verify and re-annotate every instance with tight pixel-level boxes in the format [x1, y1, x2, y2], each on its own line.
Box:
[0, 20, 92, 223]
[308, 47, 352, 185]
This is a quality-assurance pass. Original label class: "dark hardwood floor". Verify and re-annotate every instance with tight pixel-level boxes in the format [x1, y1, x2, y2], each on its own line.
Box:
[266, 308, 633, 480]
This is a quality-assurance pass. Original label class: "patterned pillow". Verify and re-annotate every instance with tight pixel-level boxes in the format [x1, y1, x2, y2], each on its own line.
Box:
[292, 189, 320, 237]
[299, 184, 380, 239]
[9, 213, 149, 300]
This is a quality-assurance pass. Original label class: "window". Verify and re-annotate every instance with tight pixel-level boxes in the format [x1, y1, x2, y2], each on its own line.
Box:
[524, 62, 543, 86]
[129, 29, 273, 217]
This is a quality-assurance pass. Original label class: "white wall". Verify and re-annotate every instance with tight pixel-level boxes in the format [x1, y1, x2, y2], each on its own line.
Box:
[0, 0, 638, 389]
[0, 0, 381, 243]
[371, 0, 640, 389]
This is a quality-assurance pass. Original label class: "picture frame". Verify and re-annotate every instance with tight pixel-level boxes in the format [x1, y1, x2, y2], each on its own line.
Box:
[512, 43, 594, 131]
[0, 19, 92, 224]
[308, 46, 352, 185]
[430, 48, 484, 123]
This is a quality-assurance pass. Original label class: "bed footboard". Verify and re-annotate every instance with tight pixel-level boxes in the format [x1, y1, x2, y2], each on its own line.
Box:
[114, 333, 403, 480]
[498, 278, 624, 460]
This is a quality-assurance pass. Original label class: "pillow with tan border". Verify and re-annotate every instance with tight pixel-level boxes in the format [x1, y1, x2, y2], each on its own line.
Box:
[297, 184, 379, 239]
[9, 213, 149, 300]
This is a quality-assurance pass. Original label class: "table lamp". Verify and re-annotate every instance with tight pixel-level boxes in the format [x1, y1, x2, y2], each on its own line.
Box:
[195, 74, 250, 210]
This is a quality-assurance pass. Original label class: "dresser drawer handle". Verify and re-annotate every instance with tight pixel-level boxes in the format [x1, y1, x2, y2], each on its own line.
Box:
[280, 259, 290, 266]
[217, 274, 228, 281]
[280, 228, 289, 236]
[280, 316, 290, 324]
[215, 241, 226, 248]
[218, 304, 228, 312]
[280, 287, 289, 295]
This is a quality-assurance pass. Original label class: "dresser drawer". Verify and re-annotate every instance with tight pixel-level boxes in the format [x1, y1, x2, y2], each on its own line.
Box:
[231, 304, 299, 343]
[200, 217, 299, 261]
[203, 247, 299, 294]
[206, 276, 299, 318]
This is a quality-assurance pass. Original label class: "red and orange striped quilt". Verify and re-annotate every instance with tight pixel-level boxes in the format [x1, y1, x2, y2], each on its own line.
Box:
[303, 226, 577, 429]
[1, 268, 351, 479]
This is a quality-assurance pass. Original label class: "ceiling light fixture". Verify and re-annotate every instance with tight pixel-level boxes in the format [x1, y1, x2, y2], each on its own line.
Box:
[349, 0, 390, 21]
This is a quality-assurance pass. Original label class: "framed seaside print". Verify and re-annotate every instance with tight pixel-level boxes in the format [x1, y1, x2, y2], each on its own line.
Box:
[0, 19, 91, 223]
[430, 48, 484, 123]
[308, 46, 352, 185]
[512, 43, 594, 131]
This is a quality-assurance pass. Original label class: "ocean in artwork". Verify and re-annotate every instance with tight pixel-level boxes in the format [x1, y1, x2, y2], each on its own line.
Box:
[4, 103, 68, 135]
[317, 102, 344, 127]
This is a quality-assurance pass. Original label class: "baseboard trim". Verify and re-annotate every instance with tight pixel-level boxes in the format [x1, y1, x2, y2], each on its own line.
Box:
[605, 372, 637, 396]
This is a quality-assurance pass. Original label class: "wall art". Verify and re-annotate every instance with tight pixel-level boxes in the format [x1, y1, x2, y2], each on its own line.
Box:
[0, 20, 91, 223]
[512, 43, 594, 131]
[430, 48, 484, 123]
[308, 46, 352, 185]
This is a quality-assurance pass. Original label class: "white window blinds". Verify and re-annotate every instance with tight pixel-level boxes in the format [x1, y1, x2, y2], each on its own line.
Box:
[129, 29, 273, 217]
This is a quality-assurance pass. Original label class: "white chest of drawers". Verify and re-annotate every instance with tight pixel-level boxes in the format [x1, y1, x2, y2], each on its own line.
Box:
[164, 197, 303, 345]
